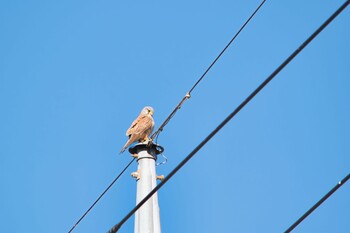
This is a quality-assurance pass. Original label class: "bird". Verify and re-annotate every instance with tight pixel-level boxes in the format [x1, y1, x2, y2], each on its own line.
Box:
[120, 106, 155, 154]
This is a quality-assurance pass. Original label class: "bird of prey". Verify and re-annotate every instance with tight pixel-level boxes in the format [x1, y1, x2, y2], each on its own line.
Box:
[120, 106, 155, 153]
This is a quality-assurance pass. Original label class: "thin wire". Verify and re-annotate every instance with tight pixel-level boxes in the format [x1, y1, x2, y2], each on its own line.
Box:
[285, 173, 350, 233]
[107, 2, 349, 232]
[156, 152, 168, 166]
[150, 0, 267, 140]
[68, 158, 135, 233]
[188, 0, 266, 94]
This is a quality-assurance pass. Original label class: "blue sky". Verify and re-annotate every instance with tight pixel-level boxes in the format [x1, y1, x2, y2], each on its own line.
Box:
[0, 1, 349, 233]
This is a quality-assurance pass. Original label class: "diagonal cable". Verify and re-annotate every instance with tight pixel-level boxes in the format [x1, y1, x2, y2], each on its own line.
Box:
[107, 1, 350, 232]
[68, 158, 135, 233]
[150, 0, 267, 140]
[285, 173, 350, 233]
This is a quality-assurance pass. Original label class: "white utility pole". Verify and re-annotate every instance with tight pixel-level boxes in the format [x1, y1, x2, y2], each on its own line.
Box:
[129, 142, 163, 233]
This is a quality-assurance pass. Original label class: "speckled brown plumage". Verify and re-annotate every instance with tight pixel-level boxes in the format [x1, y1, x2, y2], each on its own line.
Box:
[120, 106, 154, 153]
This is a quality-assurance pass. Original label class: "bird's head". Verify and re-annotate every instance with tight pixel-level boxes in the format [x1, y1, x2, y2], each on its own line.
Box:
[141, 106, 154, 116]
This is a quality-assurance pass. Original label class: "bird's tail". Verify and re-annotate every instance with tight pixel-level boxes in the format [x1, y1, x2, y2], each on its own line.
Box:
[120, 139, 132, 154]
[119, 148, 126, 154]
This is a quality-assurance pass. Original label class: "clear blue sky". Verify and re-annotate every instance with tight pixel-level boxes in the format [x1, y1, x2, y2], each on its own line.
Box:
[0, 1, 349, 233]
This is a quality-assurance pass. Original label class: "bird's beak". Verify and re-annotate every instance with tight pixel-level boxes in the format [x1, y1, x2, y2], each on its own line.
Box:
[149, 110, 154, 116]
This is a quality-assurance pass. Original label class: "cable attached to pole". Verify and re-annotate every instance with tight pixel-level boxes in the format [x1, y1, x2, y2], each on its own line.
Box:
[284, 173, 350, 233]
[68, 158, 135, 233]
[150, 0, 267, 140]
[107, 2, 350, 232]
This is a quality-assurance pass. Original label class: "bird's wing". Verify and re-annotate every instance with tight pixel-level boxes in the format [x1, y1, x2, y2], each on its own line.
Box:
[126, 117, 140, 136]
[133, 115, 153, 135]
[126, 115, 153, 136]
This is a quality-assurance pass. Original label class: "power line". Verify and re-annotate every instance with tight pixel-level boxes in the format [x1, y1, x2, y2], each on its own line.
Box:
[285, 173, 350, 233]
[107, 2, 350, 232]
[150, 0, 267, 140]
[68, 158, 135, 233]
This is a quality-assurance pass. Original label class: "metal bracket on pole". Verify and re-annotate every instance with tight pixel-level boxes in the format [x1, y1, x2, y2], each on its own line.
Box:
[131, 170, 141, 180]
[128, 141, 164, 158]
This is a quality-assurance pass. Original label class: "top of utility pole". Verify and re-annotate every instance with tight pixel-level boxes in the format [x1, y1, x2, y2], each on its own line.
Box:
[129, 142, 164, 159]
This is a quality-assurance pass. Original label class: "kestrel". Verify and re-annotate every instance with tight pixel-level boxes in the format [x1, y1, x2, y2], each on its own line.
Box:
[120, 106, 155, 153]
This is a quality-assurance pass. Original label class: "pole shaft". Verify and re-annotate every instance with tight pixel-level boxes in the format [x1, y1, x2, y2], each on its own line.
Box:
[134, 146, 161, 233]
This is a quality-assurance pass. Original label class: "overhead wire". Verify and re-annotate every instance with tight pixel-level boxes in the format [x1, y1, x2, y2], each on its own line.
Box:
[68, 158, 135, 233]
[150, 0, 267, 141]
[156, 152, 168, 166]
[284, 172, 350, 233]
[107, 1, 350, 232]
